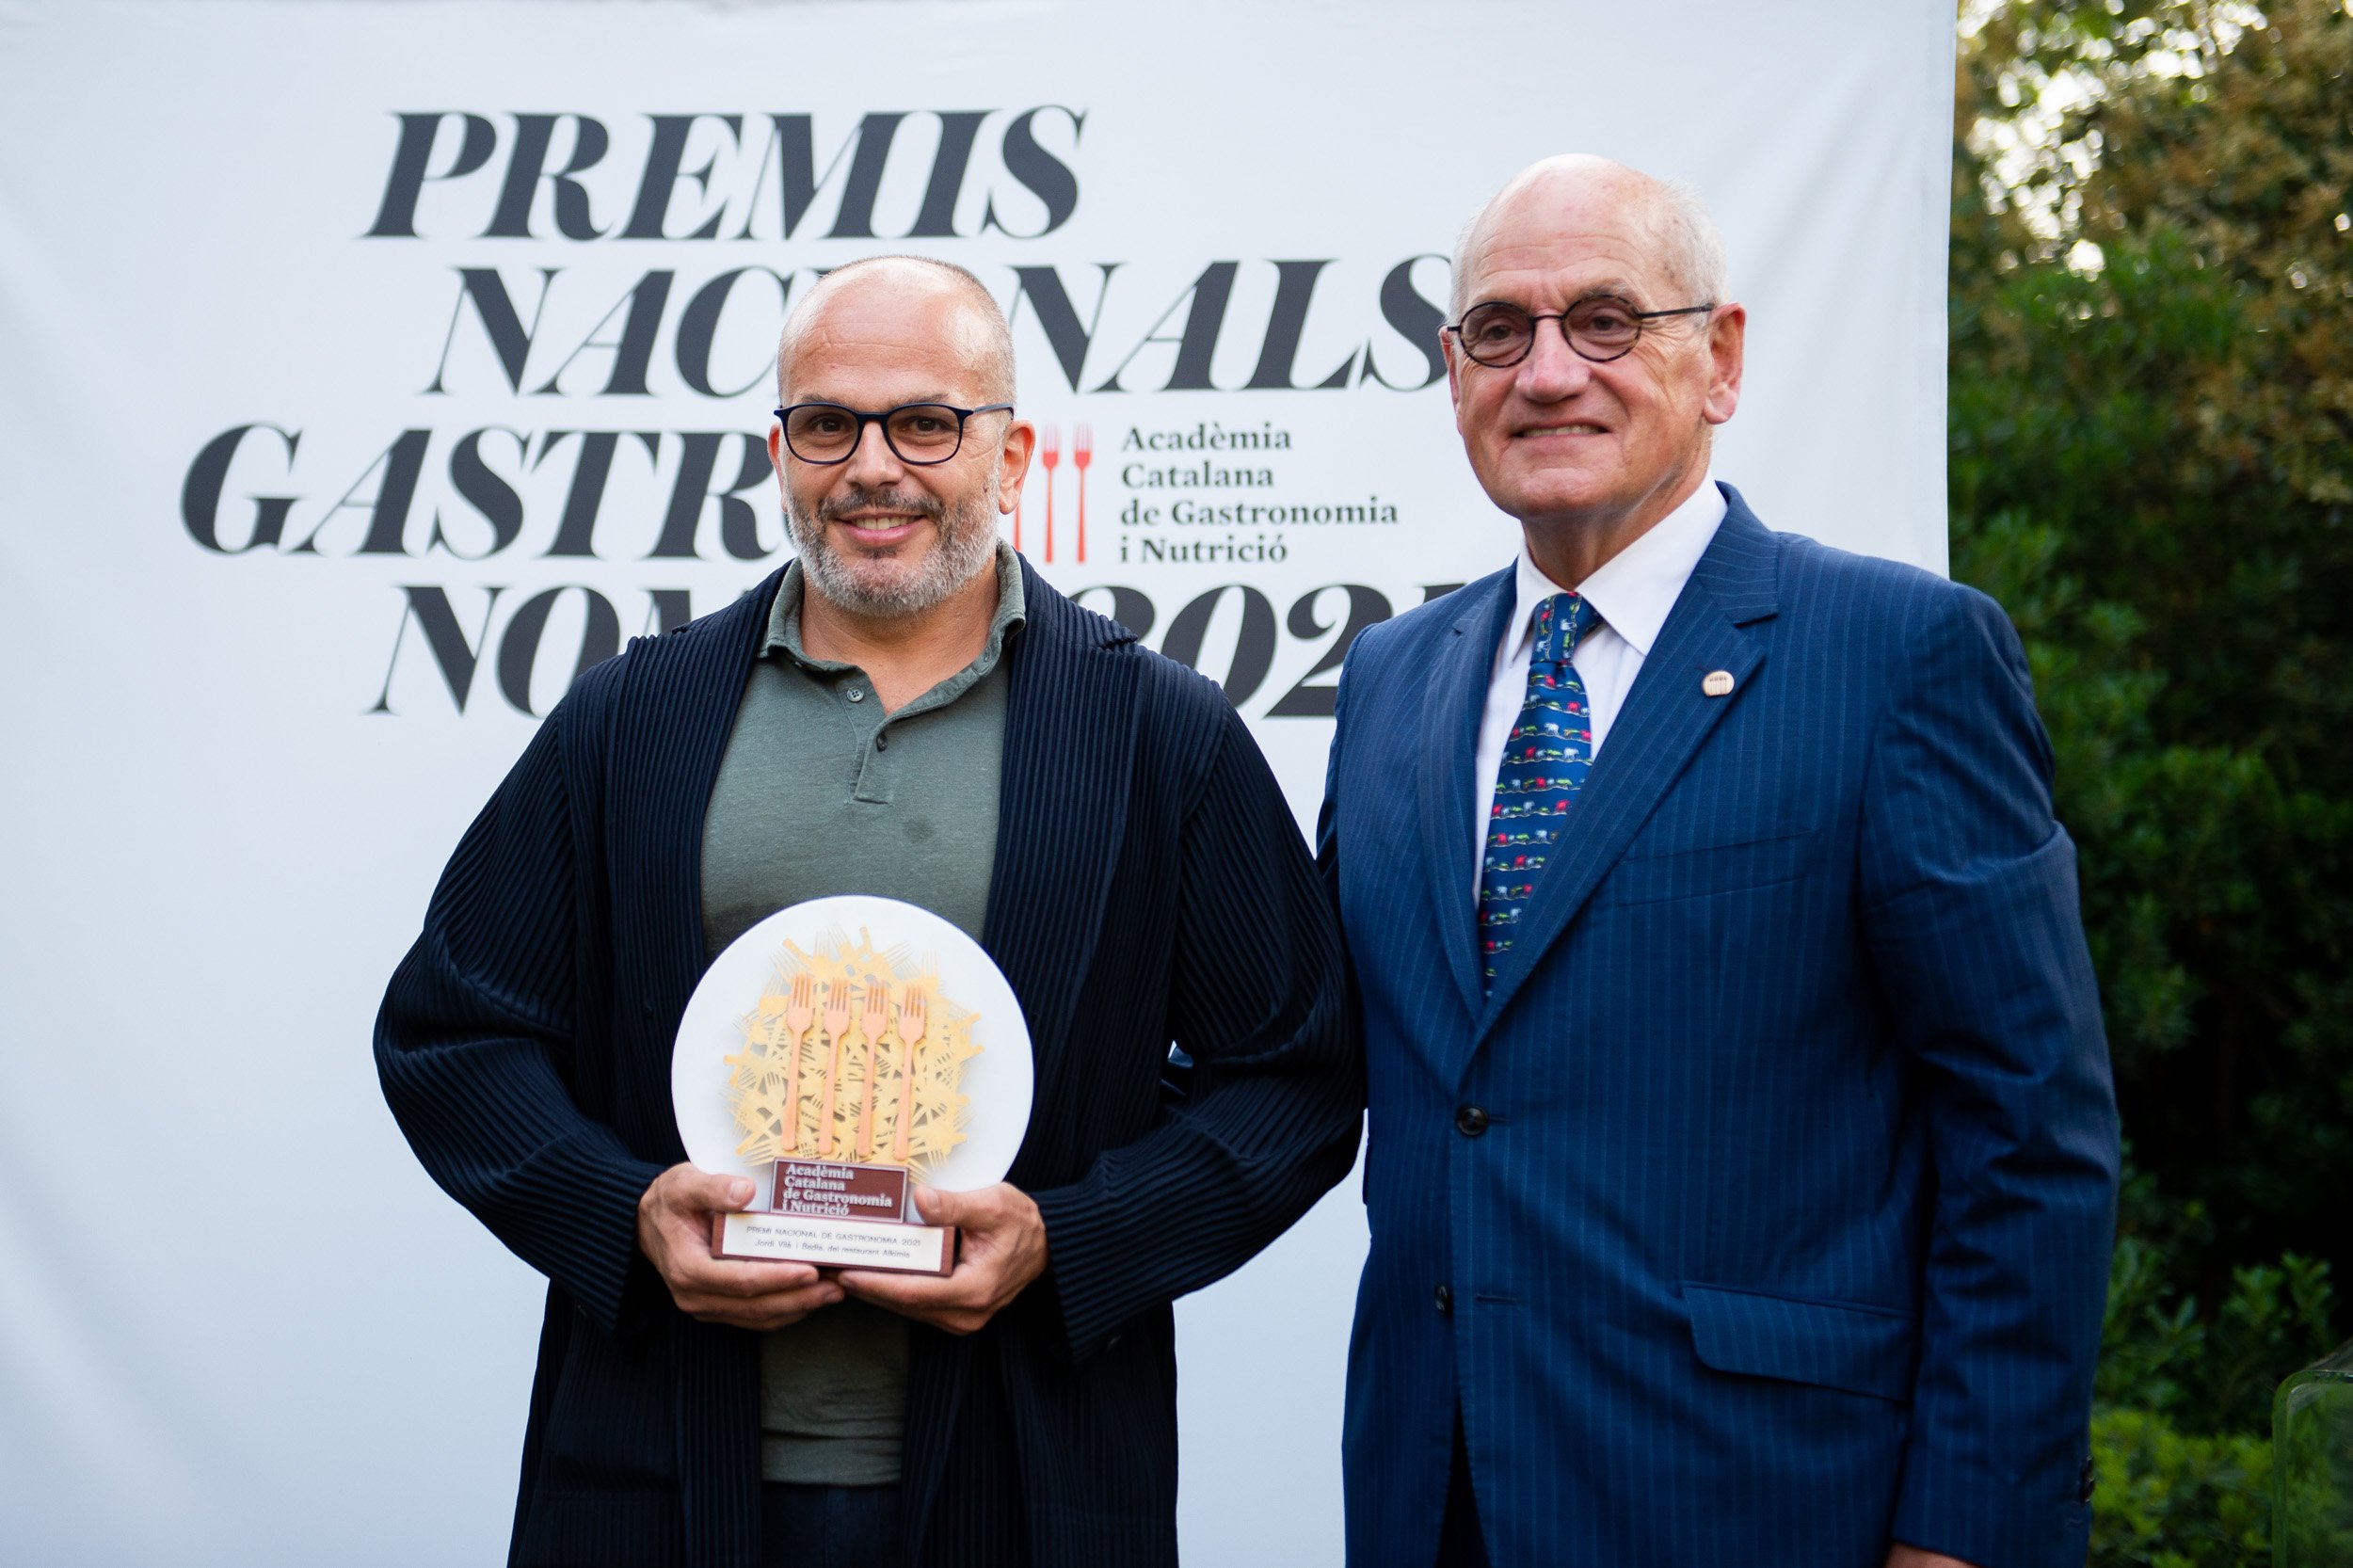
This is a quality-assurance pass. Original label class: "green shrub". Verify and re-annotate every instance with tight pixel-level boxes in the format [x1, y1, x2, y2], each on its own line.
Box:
[2088, 1210, 2336, 1563]
[2090, 1407, 2272, 1568]
[1954, 0, 2353, 1296]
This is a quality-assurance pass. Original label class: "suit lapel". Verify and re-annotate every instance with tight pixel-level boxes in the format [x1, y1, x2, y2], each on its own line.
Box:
[1467, 493, 1782, 1051]
[979, 558, 1141, 1162]
[1418, 568, 1520, 1024]
[613, 572, 777, 1568]
[901, 562, 1140, 1540]
[624, 568, 780, 1024]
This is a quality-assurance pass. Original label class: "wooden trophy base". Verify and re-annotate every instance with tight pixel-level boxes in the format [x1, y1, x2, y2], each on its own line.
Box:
[710, 1159, 956, 1276]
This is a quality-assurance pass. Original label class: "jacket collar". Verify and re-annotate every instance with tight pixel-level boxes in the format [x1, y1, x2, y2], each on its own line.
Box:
[640, 550, 1137, 1055]
[979, 553, 1143, 1082]
[903, 553, 1140, 1536]
[1415, 566, 1523, 1022]
[1460, 485, 1780, 1058]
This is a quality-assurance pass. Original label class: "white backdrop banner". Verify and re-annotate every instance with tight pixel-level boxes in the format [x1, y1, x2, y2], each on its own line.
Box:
[0, 2, 1954, 1562]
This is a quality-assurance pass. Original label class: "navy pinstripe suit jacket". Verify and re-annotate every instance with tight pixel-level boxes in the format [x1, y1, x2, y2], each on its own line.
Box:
[376, 558, 1362, 1568]
[1320, 488, 2118, 1568]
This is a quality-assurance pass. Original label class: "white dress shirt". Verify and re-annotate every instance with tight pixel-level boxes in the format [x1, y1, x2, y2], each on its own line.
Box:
[1469, 476, 1728, 899]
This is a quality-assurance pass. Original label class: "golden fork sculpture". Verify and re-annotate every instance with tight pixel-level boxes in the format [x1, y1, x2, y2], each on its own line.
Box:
[892, 985, 928, 1163]
[781, 971, 815, 1096]
[760, 970, 934, 1166]
[856, 982, 890, 1161]
[825, 983, 863, 1160]
[802, 981, 840, 1159]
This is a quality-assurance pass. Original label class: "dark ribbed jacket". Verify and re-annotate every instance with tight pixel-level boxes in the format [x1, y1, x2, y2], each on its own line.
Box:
[375, 558, 1364, 1568]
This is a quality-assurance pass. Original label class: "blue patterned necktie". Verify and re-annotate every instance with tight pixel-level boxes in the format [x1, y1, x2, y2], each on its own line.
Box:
[1479, 591, 1604, 987]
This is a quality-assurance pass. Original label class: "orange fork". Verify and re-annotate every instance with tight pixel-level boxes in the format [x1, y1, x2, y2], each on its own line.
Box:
[891, 987, 928, 1163]
[783, 972, 816, 1156]
[1072, 424, 1093, 563]
[856, 982, 888, 1161]
[817, 982, 850, 1160]
[1038, 424, 1061, 562]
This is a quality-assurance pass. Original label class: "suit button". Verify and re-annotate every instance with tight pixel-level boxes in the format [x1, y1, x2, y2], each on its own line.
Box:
[1433, 1284, 1453, 1315]
[1455, 1105, 1489, 1137]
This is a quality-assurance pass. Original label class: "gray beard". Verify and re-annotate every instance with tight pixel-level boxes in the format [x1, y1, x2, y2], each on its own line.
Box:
[787, 475, 1000, 619]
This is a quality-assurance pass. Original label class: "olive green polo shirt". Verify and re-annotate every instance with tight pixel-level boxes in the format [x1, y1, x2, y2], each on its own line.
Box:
[698, 544, 1024, 1487]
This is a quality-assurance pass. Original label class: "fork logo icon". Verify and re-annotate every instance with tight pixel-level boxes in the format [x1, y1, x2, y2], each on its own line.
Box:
[1019, 421, 1094, 564]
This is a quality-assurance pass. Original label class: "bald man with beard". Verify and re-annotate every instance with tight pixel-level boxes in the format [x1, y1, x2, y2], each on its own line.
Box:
[378, 256, 1363, 1568]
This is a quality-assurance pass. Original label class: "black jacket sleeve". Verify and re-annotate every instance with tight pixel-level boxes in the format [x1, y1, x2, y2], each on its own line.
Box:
[1030, 702, 1366, 1361]
[375, 695, 667, 1335]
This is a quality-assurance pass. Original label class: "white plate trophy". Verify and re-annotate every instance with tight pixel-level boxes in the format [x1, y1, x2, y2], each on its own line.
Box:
[671, 895, 1033, 1275]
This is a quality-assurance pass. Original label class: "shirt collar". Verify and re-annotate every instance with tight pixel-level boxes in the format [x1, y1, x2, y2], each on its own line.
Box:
[763, 540, 1028, 672]
[1507, 475, 1727, 661]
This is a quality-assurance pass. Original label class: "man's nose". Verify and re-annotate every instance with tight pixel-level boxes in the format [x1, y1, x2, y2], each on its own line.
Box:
[1515, 322, 1593, 402]
[840, 419, 906, 487]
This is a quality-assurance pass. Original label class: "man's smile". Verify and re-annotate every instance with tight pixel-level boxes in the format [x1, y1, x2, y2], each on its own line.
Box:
[830, 511, 928, 547]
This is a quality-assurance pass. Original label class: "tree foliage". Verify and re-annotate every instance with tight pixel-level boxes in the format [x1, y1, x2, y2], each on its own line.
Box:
[1952, 0, 2353, 1296]
[1954, 9, 2353, 1552]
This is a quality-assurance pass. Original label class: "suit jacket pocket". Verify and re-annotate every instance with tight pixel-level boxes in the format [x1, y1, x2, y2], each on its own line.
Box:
[543, 1324, 680, 1490]
[1680, 1283, 1917, 1403]
[1596, 828, 1817, 907]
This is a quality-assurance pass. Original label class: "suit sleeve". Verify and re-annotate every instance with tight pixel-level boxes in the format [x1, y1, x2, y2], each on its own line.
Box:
[1030, 699, 1367, 1362]
[1314, 632, 1358, 904]
[1859, 586, 2119, 1568]
[375, 694, 668, 1336]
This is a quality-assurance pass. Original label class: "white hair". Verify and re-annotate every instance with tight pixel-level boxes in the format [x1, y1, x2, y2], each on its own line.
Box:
[1648, 178, 1729, 305]
[1450, 159, 1729, 318]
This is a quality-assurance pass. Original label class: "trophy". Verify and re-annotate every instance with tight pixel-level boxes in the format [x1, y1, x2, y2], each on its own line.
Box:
[2275, 1339, 2353, 1566]
[671, 895, 1032, 1275]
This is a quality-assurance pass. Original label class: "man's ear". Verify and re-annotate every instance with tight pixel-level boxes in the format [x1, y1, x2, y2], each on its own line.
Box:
[1703, 303, 1746, 426]
[996, 419, 1037, 516]
[1443, 330, 1468, 433]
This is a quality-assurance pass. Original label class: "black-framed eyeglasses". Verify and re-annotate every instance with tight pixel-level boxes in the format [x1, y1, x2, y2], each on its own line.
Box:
[773, 401, 1015, 465]
[1445, 297, 1717, 368]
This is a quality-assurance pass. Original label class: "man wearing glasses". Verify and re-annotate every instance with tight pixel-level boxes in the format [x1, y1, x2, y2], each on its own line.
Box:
[377, 255, 1361, 1568]
[1320, 156, 2117, 1567]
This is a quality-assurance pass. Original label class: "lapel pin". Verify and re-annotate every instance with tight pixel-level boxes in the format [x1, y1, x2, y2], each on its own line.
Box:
[1702, 669, 1736, 697]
